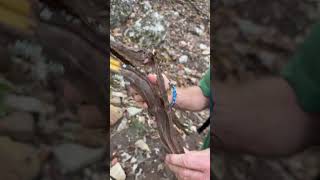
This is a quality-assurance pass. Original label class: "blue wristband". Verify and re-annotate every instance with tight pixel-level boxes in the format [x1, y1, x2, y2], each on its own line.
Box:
[169, 85, 177, 108]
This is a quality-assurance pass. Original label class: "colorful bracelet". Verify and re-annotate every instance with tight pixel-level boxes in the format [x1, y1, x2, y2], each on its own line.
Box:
[169, 84, 177, 108]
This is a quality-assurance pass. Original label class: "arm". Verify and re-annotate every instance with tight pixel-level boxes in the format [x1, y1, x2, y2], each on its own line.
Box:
[170, 86, 209, 112]
[213, 77, 318, 156]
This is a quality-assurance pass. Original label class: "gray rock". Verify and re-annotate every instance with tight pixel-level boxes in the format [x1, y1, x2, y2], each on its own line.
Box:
[127, 107, 143, 117]
[38, 118, 59, 135]
[236, 19, 266, 37]
[257, 50, 278, 69]
[110, 0, 135, 28]
[40, 8, 53, 20]
[179, 55, 189, 64]
[0, 112, 34, 141]
[124, 12, 167, 48]
[4, 94, 55, 114]
[53, 143, 105, 174]
[0, 136, 41, 180]
[192, 25, 205, 36]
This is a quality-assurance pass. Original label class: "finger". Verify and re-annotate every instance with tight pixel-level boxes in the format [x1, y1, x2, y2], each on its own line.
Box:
[185, 149, 210, 156]
[128, 86, 138, 96]
[183, 148, 190, 153]
[147, 74, 170, 90]
[136, 101, 146, 108]
[147, 74, 157, 84]
[143, 102, 148, 109]
[166, 164, 204, 180]
[133, 94, 144, 102]
[165, 153, 207, 170]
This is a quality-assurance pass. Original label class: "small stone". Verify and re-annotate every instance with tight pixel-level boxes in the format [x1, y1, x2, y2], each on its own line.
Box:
[74, 128, 106, 147]
[202, 50, 210, 55]
[135, 139, 151, 152]
[199, 43, 208, 50]
[117, 117, 128, 132]
[157, 164, 164, 171]
[130, 157, 137, 163]
[40, 8, 52, 20]
[53, 143, 105, 173]
[193, 25, 205, 36]
[191, 126, 197, 132]
[0, 136, 41, 180]
[132, 164, 138, 173]
[4, 94, 55, 114]
[0, 112, 34, 141]
[137, 116, 145, 124]
[38, 118, 59, 135]
[111, 105, 123, 126]
[179, 41, 187, 47]
[110, 163, 126, 180]
[112, 91, 127, 98]
[127, 107, 143, 117]
[78, 105, 104, 128]
[121, 152, 132, 162]
[236, 18, 266, 37]
[178, 55, 188, 64]
[110, 97, 121, 106]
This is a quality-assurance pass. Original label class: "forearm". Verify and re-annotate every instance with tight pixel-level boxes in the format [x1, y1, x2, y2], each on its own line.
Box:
[213, 77, 316, 156]
[172, 86, 209, 112]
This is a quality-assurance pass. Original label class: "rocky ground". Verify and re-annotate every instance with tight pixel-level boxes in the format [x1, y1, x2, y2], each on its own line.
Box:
[110, 0, 210, 179]
[0, 1, 107, 180]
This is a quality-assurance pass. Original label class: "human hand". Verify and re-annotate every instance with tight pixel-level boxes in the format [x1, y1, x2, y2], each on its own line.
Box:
[129, 73, 170, 108]
[165, 149, 210, 180]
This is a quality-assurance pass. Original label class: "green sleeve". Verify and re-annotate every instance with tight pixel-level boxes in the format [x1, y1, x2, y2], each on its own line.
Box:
[199, 69, 211, 97]
[282, 23, 320, 112]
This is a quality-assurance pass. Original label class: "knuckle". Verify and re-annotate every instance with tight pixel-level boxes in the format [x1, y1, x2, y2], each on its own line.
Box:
[182, 155, 190, 167]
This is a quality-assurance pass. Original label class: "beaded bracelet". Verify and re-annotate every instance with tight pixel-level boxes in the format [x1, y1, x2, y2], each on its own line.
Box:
[169, 84, 177, 108]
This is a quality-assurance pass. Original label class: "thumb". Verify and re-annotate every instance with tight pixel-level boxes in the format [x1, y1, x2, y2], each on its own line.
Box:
[147, 74, 170, 90]
[147, 74, 157, 84]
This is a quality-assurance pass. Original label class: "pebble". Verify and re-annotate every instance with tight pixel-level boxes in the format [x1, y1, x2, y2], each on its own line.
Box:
[199, 43, 208, 50]
[202, 49, 210, 55]
[112, 91, 127, 98]
[40, 8, 53, 20]
[178, 55, 188, 64]
[121, 152, 132, 162]
[117, 117, 128, 131]
[127, 107, 143, 117]
[110, 105, 123, 126]
[4, 94, 55, 114]
[0, 112, 34, 141]
[53, 143, 105, 173]
[179, 41, 187, 47]
[193, 25, 205, 36]
[135, 139, 151, 152]
[110, 96, 122, 106]
[0, 136, 41, 180]
[110, 162, 126, 180]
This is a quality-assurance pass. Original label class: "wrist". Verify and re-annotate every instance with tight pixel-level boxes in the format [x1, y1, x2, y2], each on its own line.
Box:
[167, 81, 177, 108]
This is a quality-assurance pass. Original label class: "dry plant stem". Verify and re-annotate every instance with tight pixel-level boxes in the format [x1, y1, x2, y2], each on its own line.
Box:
[110, 41, 153, 67]
[121, 65, 184, 154]
[111, 40, 185, 154]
